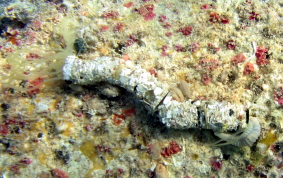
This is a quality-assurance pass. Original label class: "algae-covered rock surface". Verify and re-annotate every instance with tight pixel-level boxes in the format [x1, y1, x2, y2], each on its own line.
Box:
[0, 0, 283, 177]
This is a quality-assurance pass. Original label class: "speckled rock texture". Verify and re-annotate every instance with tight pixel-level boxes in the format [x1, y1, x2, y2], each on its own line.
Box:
[0, 0, 283, 178]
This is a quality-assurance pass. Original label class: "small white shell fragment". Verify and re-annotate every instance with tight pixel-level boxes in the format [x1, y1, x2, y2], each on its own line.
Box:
[35, 102, 49, 113]
[257, 143, 268, 154]
[193, 100, 201, 106]
[163, 96, 172, 105]
[154, 87, 163, 96]
[100, 84, 120, 97]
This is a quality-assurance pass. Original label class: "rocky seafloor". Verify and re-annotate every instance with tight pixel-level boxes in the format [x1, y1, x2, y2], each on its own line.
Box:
[0, 0, 283, 177]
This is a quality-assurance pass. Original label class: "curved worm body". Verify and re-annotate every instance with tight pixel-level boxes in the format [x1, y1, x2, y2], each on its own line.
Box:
[63, 55, 248, 132]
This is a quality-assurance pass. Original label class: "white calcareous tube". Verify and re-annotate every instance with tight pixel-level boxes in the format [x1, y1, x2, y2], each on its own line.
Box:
[63, 55, 247, 131]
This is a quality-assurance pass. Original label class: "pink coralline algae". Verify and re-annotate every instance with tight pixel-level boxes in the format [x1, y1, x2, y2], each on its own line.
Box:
[52, 169, 68, 178]
[26, 53, 40, 61]
[149, 68, 157, 76]
[161, 141, 181, 158]
[113, 22, 124, 32]
[96, 145, 111, 153]
[227, 40, 236, 50]
[177, 26, 193, 36]
[10, 165, 20, 174]
[246, 165, 255, 172]
[209, 12, 230, 24]
[102, 10, 119, 19]
[210, 157, 223, 171]
[243, 62, 254, 75]
[19, 157, 32, 165]
[255, 47, 269, 65]
[124, 2, 133, 8]
[125, 35, 139, 46]
[249, 12, 260, 20]
[106, 169, 124, 177]
[198, 59, 221, 70]
[112, 114, 126, 125]
[175, 43, 199, 52]
[220, 16, 230, 24]
[201, 4, 211, 10]
[208, 43, 220, 53]
[105, 169, 113, 177]
[158, 15, 167, 22]
[100, 25, 109, 32]
[231, 53, 246, 65]
[161, 45, 168, 56]
[112, 108, 136, 125]
[201, 73, 211, 85]
[175, 44, 183, 52]
[190, 42, 200, 52]
[274, 87, 283, 105]
[165, 32, 173, 37]
[0, 124, 9, 135]
[27, 77, 45, 96]
[209, 12, 220, 23]
[138, 4, 156, 21]
[117, 168, 124, 176]
[122, 108, 136, 117]
[143, 11, 156, 21]
[158, 15, 171, 29]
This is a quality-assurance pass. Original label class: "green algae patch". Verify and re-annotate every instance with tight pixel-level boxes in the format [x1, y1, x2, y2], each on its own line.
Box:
[259, 131, 277, 146]
[80, 139, 105, 170]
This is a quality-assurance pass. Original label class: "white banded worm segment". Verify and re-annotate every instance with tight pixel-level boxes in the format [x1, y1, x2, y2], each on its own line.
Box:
[63, 55, 248, 132]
